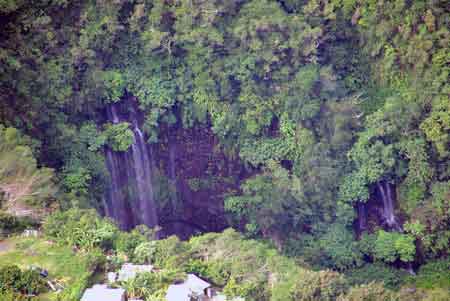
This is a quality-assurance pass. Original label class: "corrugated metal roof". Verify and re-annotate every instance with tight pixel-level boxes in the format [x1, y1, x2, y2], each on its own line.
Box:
[166, 274, 211, 301]
[81, 284, 125, 301]
[117, 263, 153, 281]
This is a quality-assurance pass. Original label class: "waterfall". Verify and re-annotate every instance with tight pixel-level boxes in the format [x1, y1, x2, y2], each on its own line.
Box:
[377, 181, 401, 231]
[130, 126, 158, 227]
[377, 181, 414, 274]
[357, 202, 367, 231]
[168, 134, 178, 210]
[104, 101, 158, 230]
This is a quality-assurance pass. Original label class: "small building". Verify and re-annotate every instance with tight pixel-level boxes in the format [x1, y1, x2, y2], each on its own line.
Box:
[166, 274, 211, 301]
[22, 229, 39, 238]
[165, 274, 245, 301]
[81, 284, 125, 301]
[107, 272, 117, 284]
[117, 263, 153, 282]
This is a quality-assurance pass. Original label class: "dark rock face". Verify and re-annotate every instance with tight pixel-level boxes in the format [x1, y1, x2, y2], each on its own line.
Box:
[356, 181, 403, 234]
[155, 124, 244, 238]
[103, 97, 243, 237]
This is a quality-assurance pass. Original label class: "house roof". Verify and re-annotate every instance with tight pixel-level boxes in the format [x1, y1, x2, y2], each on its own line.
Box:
[185, 274, 211, 293]
[81, 284, 125, 301]
[166, 284, 191, 301]
[117, 263, 153, 282]
[166, 274, 211, 301]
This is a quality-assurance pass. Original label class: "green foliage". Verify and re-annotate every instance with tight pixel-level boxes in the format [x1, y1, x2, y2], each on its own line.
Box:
[104, 123, 134, 152]
[114, 228, 148, 259]
[100, 70, 126, 103]
[345, 263, 406, 290]
[289, 270, 348, 301]
[79, 123, 107, 152]
[337, 282, 397, 301]
[133, 241, 157, 265]
[0, 290, 28, 301]
[0, 265, 46, 296]
[430, 181, 450, 215]
[43, 208, 119, 251]
[363, 231, 416, 263]
[0, 211, 37, 235]
[0, 125, 57, 207]
[121, 269, 183, 300]
[0, 0, 449, 286]
[412, 259, 450, 290]
[55, 272, 90, 301]
[317, 223, 363, 270]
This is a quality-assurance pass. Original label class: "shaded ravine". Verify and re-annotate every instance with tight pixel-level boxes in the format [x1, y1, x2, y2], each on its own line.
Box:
[357, 181, 415, 274]
[104, 101, 158, 230]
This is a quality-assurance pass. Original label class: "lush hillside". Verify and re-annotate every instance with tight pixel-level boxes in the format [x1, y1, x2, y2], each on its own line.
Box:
[1, 209, 449, 300]
[0, 0, 448, 300]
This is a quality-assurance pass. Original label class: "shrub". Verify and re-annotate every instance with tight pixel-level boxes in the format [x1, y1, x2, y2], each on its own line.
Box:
[0, 265, 46, 296]
[43, 208, 119, 251]
[133, 241, 157, 264]
[114, 229, 147, 259]
[345, 263, 406, 289]
[363, 230, 416, 263]
[318, 223, 364, 270]
[0, 265, 22, 293]
[152, 235, 189, 269]
[85, 247, 107, 272]
[122, 269, 184, 300]
[0, 211, 38, 235]
[0, 290, 28, 301]
[54, 272, 90, 301]
[289, 269, 348, 301]
[413, 259, 450, 289]
[337, 282, 398, 301]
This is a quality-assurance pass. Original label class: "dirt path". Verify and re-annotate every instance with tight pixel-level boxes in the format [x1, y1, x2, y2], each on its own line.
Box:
[0, 239, 14, 254]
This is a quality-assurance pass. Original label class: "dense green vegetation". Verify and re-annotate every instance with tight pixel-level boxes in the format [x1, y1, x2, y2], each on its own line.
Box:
[0, 0, 448, 300]
[0, 207, 449, 300]
[2, 209, 447, 300]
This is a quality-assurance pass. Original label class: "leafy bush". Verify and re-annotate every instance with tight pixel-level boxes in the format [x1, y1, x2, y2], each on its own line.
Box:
[54, 272, 90, 301]
[151, 235, 189, 269]
[0, 126, 57, 207]
[337, 282, 397, 301]
[0, 211, 38, 235]
[114, 229, 147, 259]
[361, 231, 416, 263]
[345, 263, 406, 289]
[133, 241, 157, 264]
[412, 259, 450, 289]
[318, 223, 364, 270]
[43, 208, 119, 251]
[104, 123, 134, 152]
[289, 270, 348, 301]
[0, 290, 28, 301]
[0, 265, 22, 293]
[0, 265, 46, 296]
[121, 269, 184, 300]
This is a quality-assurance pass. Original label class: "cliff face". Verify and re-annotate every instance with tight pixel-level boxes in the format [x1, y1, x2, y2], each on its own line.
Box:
[154, 124, 245, 238]
[103, 97, 245, 237]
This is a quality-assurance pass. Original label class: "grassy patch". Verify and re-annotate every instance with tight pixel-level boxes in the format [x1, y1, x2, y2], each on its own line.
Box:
[0, 236, 93, 300]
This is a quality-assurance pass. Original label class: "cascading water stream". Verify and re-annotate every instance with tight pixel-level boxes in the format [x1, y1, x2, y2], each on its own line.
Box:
[357, 202, 367, 231]
[104, 101, 158, 230]
[168, 134, 178, 210]
[130, 125, 158, 227]
[376, 181, 415, 274]
[377, 182, 401, 231]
